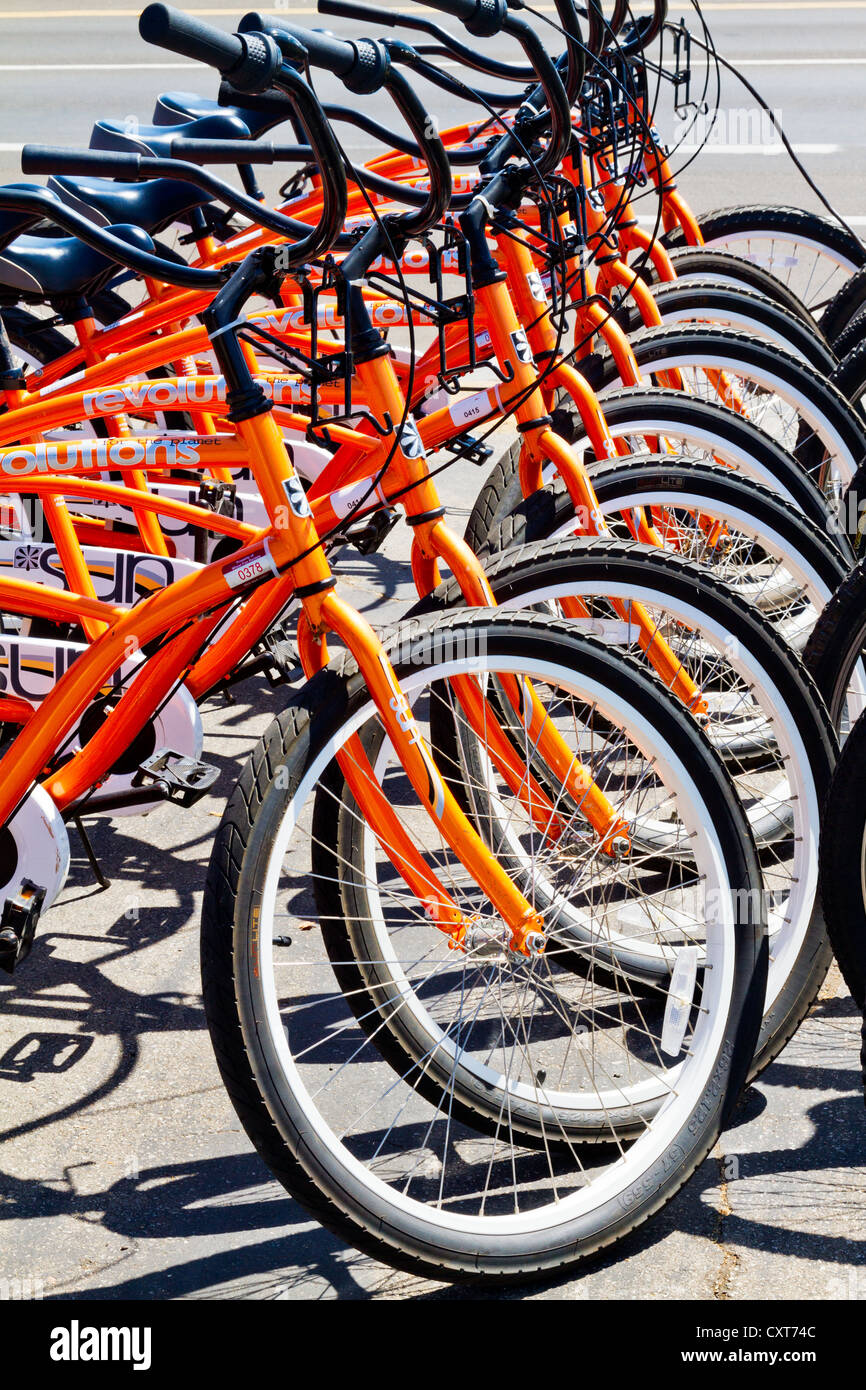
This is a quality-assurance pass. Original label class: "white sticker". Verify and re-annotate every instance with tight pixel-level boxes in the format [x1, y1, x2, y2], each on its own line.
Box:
[510, 328, 533, 367]
[449, 391, 492, 430]
[283, 475, 312, 518]
[330, 478, 387, 520]
[526, 270, 547, 304]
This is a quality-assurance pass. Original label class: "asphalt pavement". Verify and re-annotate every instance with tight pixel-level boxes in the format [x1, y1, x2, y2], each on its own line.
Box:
[0, 0, 865, 1303]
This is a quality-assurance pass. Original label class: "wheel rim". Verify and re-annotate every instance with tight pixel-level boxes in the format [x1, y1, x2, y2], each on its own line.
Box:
[245, 643, 742, 1238]
[701, 231, 859, 319]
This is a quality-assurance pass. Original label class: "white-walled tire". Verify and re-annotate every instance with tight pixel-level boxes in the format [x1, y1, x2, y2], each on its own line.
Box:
[201, 610, 767, 1283]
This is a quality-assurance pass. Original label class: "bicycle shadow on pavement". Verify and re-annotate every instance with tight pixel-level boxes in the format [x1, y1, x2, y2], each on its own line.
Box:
[9, 1044, 864, 1301]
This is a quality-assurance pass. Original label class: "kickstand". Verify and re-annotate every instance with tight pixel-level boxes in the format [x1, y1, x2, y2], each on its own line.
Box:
[72, 816, 111, 891]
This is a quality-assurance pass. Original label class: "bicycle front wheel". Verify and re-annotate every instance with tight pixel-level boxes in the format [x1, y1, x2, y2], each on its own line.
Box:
[202, 609, 766, 1282]
[663, 206, 865, 319]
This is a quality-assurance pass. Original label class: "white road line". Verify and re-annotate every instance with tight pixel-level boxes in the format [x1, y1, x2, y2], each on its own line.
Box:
[0, 56, 857, 70]
[734, 56, 866, 62]
[5, 0, 866, 14]
[0, 62, 198, 70]
[677, 143, 840, 154]
[637, 213, 866, 223]
[0, 58, 457, 70]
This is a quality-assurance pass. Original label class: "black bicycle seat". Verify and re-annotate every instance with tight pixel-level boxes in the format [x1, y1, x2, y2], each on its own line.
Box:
[48, 173, 212, 234]
[90, 111, 251, 159]
[153, 91, 278, 140]
[0, 222, 156, 296]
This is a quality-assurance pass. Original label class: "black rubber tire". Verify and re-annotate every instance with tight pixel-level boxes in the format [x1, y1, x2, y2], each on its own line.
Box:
[475, 459, 850, 684]
[201, 609, 767, 1283]
[818, 265, 866, 348]
[647, 247, 820, 331]
[802, 552, 866, 730]
[591, 324, 866, 493]
[827, 308, 866, 367]
[829, 337, 866, 417]
[819, 708, 866, 1010]
[615, 279, 836, 375]
[464, 387, 840, 555]
[662, 205, 865, 317]
[411, 538, 836, 1080]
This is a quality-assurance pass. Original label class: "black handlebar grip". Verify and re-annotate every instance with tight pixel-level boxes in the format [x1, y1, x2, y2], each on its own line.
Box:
[22, 145, 145, 179]
[407, 0, 507, 39]
[241, 11, 352, 73]
[241, 12, 391, 93]
[140, 4, 244, 67]
[139, 4, 282, 92]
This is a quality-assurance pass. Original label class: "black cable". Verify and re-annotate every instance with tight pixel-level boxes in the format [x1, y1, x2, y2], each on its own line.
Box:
[518, 0, 670, 358]
[256, 48, 575, 571]
[685, 0, 861, 247]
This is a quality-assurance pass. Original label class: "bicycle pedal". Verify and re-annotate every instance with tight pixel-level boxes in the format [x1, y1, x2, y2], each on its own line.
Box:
[344, 507, 399, 556]
[261, 635, 304, 687]
[197, 479, 237, 520]
[449, 432, 493, 467]
[0, 880, 46, 975]
[133, 750, 221, 808]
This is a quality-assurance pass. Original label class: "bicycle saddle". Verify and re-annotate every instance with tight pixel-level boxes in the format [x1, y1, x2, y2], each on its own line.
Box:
[153, 91, 278, 140]
[48, 173, 213, 234]
[0, 222, 157, 296]
[90, 111, 251, 159]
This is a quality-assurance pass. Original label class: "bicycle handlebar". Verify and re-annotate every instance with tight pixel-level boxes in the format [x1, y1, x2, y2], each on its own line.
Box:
[170, 138, 307, 163]
[169, 136, 474, 212]
[240, 14, 453, 238]
[0, 182, 224, 288]
[137, 6, 348, 262]
[138, 3, 291, 91]
[318, 0, 536, 82]
[404, 0, 572, 171]
[612, 0, 668, 53]
[241, 10, 398, 95]
[21, 143, 351, 251]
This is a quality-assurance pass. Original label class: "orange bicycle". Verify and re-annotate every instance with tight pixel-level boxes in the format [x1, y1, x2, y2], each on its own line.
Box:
[0, 7, 773, 1282]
